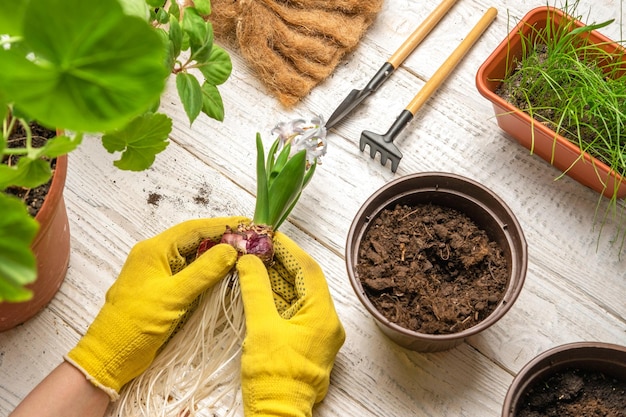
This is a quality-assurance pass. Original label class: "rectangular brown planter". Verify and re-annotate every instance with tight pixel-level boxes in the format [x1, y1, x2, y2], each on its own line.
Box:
[476, 6, 626, 199]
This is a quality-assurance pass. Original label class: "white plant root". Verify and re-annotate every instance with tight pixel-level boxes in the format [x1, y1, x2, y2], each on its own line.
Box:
[111, 272, 245, 417]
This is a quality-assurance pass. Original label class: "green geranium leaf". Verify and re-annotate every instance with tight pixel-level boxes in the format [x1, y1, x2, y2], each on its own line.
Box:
[0, 194, 39, 302]
[146, 0, 165, 7]
[0, 158, 52, 189]
[0, 107, 7, 146]
[191, 22, 214, 63]
[201, 83, 225, 122]
[194, 0, 212, 15]
[168, 2, 181, 21]
[169, 15, 183, 59]
[0, 2, 27, 37]
[119, 0, 150, 19]
[101, 113, 172, 171]
[198, 45, 232, 85]
[37, 133, 83, 159]
[176, 73, 203, 125]
[156, 7, 169, 24]
[183, 8, 213, 63]
[182, 7, 207, 49]
[156, 28, 176, 73]
[0, 0, 168, 133]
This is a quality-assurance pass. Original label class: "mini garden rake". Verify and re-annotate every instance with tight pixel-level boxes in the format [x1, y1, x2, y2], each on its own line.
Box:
[360, 7, 498, 173]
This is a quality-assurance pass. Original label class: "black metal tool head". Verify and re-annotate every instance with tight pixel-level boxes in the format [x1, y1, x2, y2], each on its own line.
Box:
[359, 109, 413, 173]
[325, 63, 395, 130]
[360, 131, 404, 173]
[326, 89, 369, 130]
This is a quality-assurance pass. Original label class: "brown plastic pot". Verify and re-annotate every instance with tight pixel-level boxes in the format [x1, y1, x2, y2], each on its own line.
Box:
[346, 172, 527, 352]
[0, 154, 70, 332]
[502, 342, 626, 416]
[476, 6, 626, 199]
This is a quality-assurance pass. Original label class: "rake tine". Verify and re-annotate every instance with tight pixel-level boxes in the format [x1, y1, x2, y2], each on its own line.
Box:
[360, 110, 411, 173]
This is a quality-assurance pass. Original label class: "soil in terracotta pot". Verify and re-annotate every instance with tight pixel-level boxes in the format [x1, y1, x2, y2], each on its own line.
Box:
[3, 122, 57, 217]
[356, 203, 509, 334]
[516, 367, 626, 417]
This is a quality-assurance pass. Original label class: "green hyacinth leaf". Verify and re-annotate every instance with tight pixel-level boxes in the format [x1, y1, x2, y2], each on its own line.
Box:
[254, 134, 270, 225]
[266, 150, 306, 228]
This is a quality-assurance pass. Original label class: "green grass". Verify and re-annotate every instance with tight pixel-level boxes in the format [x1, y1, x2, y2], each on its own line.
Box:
[498, 2, 626, 247]
[501, 10, 626, 175]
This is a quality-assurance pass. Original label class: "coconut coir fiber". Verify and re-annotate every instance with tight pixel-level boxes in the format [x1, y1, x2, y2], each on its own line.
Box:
[209, 0, 383, 107]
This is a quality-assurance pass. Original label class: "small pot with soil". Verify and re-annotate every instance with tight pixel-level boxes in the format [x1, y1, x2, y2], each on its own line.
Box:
[346, 172, 527, 352]
[502, 342, 626, 416]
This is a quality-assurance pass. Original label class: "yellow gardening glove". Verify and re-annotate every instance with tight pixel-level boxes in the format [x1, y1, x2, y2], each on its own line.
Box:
[236, 231, 346, 417]
[65, 216, 249, 400]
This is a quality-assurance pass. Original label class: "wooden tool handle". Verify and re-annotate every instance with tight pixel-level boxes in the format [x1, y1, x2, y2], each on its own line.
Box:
[405, 7, 498, 115]
[387, 0, 458, 68]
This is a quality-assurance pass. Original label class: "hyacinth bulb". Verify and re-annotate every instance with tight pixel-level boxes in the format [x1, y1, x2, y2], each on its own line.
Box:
[196, 224, 275, 266]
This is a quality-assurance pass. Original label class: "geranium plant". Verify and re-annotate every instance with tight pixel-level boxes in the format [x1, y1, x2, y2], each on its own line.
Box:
[0, 0, 232, 302]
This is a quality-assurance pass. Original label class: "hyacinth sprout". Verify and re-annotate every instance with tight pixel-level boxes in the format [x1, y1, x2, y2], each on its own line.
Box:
[197, 116, 327, 265]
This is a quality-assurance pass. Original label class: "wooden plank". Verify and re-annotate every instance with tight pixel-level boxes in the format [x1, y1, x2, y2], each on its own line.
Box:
[1, 0, 626, 416]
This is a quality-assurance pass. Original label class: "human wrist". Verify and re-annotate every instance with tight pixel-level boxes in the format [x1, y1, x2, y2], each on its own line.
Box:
[65, 306, 147, 399]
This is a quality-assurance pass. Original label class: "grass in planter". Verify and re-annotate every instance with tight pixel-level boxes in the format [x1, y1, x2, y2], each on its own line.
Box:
[497, 3, 626, 246]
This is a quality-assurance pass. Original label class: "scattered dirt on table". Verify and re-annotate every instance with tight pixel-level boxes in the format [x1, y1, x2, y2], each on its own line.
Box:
[147, 192, 163, 206]
[3, 122, 57, 217]
[517, 368, 626, 417]
[356, 203, 509, 334]
[146, 184, 212, 208]
[193, 186, 210, 206]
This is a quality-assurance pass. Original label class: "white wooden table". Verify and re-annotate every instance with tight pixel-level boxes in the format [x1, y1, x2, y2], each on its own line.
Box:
[2, 0, 625, 415]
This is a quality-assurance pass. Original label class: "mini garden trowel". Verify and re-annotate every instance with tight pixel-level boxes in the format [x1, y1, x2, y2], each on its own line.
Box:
[360, 7, 498, 172]
[324, 0, 458, 130]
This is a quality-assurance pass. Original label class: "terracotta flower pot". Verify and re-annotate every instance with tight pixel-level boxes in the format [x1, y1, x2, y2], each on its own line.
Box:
[475, 6, 626, 198]
[0, 155, 70, 332]
[345, 172, 527, 352]
[502, 342, 626, 416]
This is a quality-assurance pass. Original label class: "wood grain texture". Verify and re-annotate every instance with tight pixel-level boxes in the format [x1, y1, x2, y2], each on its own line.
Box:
[1, 0, 625, 415]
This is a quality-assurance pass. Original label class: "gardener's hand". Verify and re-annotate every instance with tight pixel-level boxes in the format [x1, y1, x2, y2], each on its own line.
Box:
[236, 232, 346, 417]
[65, 216, 249, 400]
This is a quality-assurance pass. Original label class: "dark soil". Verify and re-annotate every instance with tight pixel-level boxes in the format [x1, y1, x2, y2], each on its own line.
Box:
[356, 203, 509, 334]
[517, 368, 626, 417]
[3, 122, 57, 217]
